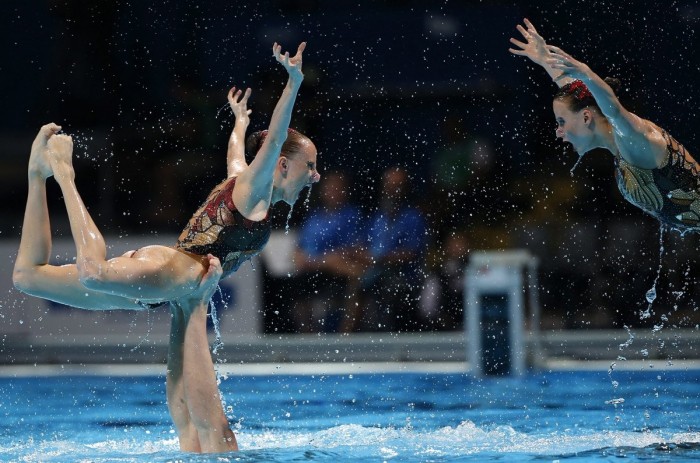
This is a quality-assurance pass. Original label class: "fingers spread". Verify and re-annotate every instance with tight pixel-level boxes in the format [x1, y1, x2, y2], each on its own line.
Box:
[524, 18, 537, 33]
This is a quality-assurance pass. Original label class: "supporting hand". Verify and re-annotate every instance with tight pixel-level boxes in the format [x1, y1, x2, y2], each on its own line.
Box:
[179, 254, 223, 318]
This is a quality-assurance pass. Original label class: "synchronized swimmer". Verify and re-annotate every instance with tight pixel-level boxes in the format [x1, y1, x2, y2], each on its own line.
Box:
[13, 42, 319, 453]
[510, 19, 700, 233]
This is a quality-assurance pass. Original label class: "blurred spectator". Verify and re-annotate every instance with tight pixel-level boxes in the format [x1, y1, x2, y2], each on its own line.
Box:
[292, 171, 365, 332]
[431, 115, 495, 192]
[428, 116, 496, 239]
[346, 166, 428, 332]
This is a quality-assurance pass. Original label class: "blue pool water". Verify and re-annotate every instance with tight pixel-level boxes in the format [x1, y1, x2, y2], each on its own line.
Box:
[1, 369, 700, 462]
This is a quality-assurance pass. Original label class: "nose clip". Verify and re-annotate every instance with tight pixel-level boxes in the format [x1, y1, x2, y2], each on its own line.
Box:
[311, 171, 321, 183]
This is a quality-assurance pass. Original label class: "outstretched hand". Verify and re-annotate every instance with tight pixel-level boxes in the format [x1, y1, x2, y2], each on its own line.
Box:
[509, 19, 551, 66]
[545, 46, 591, 81]
[228, 86, 252, 126]
[273, 42, 306, 82]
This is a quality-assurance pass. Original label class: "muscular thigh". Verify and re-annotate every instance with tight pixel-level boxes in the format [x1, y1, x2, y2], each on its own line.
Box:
[27, 264, 144, 310]
[106, 245, 207, 302]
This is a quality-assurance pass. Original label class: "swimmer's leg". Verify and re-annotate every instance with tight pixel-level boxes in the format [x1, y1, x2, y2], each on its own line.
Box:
[13, 123, 61, 281]
[167, 302, 201, 452]
[12, 124, 142, 310]
[46, 133, 110, 276]
[47, 134, 204, 301]
[177, 256, 238, 452]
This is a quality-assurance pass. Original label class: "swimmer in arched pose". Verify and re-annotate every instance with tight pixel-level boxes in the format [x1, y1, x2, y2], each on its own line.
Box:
[509, 19, 700, 232]
[12, 42, 320, 453]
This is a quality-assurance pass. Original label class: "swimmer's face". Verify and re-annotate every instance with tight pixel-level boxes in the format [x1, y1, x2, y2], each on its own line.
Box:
[553, 99, 594, 154]
[280, 140, 320, 205]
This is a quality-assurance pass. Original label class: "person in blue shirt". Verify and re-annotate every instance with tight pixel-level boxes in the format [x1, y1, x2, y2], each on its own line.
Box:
[293, 171, 365, 332]
[349, 166, 428, 332]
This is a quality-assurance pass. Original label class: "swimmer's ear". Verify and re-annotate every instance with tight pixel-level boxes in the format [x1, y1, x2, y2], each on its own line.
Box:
[280, 156, 289, 175]
[582, 109, 592, 125]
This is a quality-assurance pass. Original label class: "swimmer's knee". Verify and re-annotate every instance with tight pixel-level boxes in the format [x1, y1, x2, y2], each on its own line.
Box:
[77, 257, 106, 290]
[12, 266, 36, 294]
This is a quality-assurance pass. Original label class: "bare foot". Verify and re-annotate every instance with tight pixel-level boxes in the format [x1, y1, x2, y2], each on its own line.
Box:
[29, 123, 61, 179]
[46, 134, 75, 182]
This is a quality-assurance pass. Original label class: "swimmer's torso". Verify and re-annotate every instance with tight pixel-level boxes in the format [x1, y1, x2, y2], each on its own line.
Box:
[176, 176, 271, 277]
[614, 129, 700, 232]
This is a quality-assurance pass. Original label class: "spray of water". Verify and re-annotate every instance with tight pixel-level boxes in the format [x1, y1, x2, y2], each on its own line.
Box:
[210, 286, 225, 355]
[569, 154, 585, 176]
[215, 102, 230, 120]
[304, 184, 313, 210]
[641, 225, 666, 320]
[285, 204, 294, 235]
[129, 311, 153, 352]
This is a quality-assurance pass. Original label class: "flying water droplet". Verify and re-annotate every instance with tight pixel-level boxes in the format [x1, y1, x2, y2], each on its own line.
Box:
[304, 184, 313, 210]
[210, 286, 225, 355]
[285, 204, 294, 235]
[645, 286, 657, 304]
[569, 154, 585, 176]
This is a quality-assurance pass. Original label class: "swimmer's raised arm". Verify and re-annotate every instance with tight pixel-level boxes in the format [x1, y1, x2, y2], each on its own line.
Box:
[249, 41, 305, 174]
[227, 86, 252, 178]
[509, 19, 573, 87]
[546, 46, 629, 122]
[233, 42, 306, 215]
[546, 45, 665, 167]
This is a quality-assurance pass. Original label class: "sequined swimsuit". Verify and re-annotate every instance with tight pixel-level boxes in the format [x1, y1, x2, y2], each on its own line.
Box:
[176, 176, 271, 277]
[614, 130, 700, 232]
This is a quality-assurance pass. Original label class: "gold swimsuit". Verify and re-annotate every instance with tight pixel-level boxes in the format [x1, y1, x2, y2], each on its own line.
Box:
[615, 130, 700, 232]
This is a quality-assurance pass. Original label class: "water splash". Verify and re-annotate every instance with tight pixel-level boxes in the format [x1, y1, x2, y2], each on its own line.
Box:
[619, 325, 634, 350]
[215, 102, 230, 120]
[210, 286, 225, 355]
[285, 204, 294, 235]
[641, 226, 666, 320]
[304, 184, 313, 210]
[569, 154, 585, 176]
[129, 304, 153, 352]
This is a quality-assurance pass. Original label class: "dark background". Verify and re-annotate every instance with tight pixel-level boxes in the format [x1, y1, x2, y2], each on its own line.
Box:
[2, 0, 699, 330]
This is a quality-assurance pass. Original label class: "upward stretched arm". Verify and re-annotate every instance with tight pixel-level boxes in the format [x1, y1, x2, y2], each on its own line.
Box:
[547, 46, 667, 168]
[226, 87, 252, 178]
[233, 42, 306, 217]
[509, 19, 573, 87]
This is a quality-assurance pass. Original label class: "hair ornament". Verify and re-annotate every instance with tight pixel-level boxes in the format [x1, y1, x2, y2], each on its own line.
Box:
[567, 80, 593, 101]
